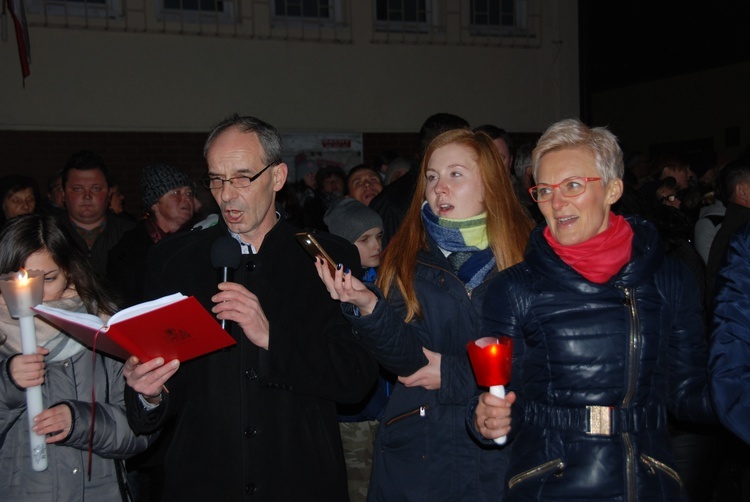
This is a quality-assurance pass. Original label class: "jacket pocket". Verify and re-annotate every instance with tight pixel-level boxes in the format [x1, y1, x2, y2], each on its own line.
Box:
[640, 453, 683, 489]
[508, 458, 565, 490]
[385, 404, 429, 427]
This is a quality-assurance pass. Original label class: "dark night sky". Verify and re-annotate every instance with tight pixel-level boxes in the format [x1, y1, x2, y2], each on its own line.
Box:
[579, 0, 750, 93]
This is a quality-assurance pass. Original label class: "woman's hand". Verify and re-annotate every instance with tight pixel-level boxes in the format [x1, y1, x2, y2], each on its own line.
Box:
[123, 356, 179, 404]
[32, 404, 72, 443]
[474, 390, 515, 440]
[314, 257, 378, 316]
[9, 347, 49, 389]
[398, 347, 441, 390]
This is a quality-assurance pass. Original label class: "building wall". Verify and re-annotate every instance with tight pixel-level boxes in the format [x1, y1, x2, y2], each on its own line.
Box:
[0, 1, 579, 210]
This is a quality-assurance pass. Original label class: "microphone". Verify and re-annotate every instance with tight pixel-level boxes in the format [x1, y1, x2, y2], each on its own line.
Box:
[210, 236, 242, 331]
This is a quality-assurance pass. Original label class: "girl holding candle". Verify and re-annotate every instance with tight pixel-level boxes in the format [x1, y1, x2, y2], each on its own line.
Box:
[315, 129, 533, 500]
[0, 213, 152, 500]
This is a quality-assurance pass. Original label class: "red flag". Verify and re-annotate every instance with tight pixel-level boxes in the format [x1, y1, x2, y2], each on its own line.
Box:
[6, 0, 31, 80]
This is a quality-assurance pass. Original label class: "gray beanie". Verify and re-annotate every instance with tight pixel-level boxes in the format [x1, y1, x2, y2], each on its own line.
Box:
[323, 198, 383, 244]
[140, 164, 193, 209]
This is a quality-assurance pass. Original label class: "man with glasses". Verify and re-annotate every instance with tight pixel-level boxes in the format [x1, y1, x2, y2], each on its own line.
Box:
[122, 114, 378, 501]
[59, 150, 134, 277]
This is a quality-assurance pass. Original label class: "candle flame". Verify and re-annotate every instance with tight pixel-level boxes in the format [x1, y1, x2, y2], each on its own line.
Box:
[16, 268, 29, 285]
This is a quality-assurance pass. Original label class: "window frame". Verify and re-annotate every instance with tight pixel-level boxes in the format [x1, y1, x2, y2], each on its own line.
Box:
[373, 0, 440, 34]
[270, 0, 346, 27]
[464, 0, 530, 38]
[26, 0, 121, 18]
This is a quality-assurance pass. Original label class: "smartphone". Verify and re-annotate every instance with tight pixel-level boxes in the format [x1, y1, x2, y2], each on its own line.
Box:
[295, 232, 338, 275]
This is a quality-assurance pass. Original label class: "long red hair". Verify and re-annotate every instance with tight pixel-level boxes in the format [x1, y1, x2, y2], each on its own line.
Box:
[376, 129, 532, 321]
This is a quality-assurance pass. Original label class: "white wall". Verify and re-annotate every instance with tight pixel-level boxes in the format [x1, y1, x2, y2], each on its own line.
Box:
[0, 1, 580, 134]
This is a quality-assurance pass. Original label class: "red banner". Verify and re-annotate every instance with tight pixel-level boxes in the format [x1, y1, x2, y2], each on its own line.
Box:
[7, 0, 31, 80]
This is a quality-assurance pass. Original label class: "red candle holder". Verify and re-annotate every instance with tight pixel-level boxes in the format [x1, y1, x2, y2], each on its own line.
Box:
[467, 336, 513, 445]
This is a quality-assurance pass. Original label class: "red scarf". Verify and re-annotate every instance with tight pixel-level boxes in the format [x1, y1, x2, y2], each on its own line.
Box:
[543, 212, 634, 284]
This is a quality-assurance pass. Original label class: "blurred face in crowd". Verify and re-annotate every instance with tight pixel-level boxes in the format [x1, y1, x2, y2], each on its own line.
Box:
[48, 177, 65, 208]
[64, 168, 111, 229]
[536, 146, 622, 246]
[321, 174, 344, 195]
[354, 227, 383, 268]
[3, 188, 36, 219]
[206, 127, 287, 249]
[110, 185, 126, 214]
[661, 165, 694, 190]
[302, 171, 317, 190]
[424, 142, 485, 220]
[24, 249, 69, 302]
[492, 138, 512, 175]
[152, 186, 197, 233]
[347, 168, 383, 206]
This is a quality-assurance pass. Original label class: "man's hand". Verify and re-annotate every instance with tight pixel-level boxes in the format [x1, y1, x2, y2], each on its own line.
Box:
[212, 282, 270, 349]
[124, 356, 179, 404]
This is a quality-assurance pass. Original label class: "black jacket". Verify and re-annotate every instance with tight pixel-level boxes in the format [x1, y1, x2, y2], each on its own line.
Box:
[59, 212, 135, 278]
[126, 219, 379, 501]
[483, 217, 715, 500]
[342, 235, 509, 501]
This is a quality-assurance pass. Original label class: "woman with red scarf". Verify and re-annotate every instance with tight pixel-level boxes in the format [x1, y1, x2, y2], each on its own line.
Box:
[472, 119, 716, 501]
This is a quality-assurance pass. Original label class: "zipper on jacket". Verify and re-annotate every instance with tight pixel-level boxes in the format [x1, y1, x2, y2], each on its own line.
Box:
[385, 405, 429, 426]
[507, 459, 564, 490]
[621, 287, 641, 502]
[641, 453, 684, 489]
[623, 433, 636, 502]
[621, 287, 640, 408]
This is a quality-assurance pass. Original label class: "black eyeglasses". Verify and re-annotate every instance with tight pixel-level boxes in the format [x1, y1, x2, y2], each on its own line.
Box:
[202, 161, 278, 190]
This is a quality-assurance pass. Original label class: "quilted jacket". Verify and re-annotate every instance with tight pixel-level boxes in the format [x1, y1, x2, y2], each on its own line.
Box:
[709, 219, 750, 445]
[483, 216, 715, 501]
[342, 234, 510, 502]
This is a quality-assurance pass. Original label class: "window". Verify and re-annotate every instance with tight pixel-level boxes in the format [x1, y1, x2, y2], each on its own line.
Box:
[26, 0, 120, 18]
[275, 0, 329, 18]
[272, 0, 345, 24]
[467, 0, 529, 37]
[159, 0, 236, 23]
[374, 0, 435, 33]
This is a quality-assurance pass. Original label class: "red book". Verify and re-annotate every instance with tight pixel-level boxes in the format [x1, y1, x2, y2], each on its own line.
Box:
[32, 293, 236, 362]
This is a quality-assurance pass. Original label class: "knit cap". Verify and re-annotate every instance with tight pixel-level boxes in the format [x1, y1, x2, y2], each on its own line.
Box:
[140, 164, 193, 209]
[323, 198, 383, 244]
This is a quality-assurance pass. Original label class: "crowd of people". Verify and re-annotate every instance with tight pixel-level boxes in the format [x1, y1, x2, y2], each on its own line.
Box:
[0, 111, 748, 501]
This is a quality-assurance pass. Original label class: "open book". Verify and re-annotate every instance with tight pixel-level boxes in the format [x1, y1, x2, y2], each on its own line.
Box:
[32, 293, 236, 362]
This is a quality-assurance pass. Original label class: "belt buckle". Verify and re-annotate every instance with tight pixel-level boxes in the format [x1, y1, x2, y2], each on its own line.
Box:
[587, 405, 613, 435]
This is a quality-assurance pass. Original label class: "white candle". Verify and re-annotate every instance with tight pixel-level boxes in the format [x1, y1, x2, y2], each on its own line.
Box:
[0, 269, 48, 471]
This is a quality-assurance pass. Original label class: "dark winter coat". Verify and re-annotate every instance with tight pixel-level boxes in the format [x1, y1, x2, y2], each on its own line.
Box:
[0, 349, 151, 501]
[341, 234, 510, 501]
[482, 217, 714, 501]
[125, 219, 379, 501]
[709, 219, 750, 445]
[59, 212, 135, 279]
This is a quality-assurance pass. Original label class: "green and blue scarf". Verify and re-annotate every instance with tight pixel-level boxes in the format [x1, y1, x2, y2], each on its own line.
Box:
[421, 202, 495, 291]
